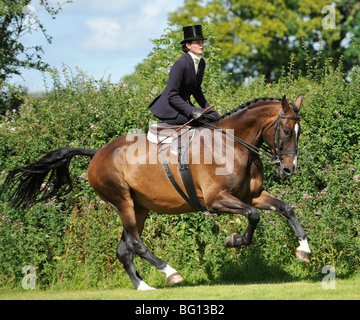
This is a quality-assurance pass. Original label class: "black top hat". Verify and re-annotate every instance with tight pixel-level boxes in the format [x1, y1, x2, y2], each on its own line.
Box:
[180, 25, 207, 44]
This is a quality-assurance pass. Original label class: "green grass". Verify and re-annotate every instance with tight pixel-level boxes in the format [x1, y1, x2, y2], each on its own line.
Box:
[1, 277, 359, 300]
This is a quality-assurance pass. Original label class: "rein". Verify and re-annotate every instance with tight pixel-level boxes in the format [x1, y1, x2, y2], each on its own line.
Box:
[200, 108, 300, 165]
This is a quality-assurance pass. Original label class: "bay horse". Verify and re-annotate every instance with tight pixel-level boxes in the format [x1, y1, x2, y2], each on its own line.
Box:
[3, 95, 310, 290]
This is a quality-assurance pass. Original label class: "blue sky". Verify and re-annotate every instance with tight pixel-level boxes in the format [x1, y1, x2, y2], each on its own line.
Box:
[11, 0, 185, 93]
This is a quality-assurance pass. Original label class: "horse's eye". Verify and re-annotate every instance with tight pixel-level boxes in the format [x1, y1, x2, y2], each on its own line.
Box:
[284, 129, 292, 137]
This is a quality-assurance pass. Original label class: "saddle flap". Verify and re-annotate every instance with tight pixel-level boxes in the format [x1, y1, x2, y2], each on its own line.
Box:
[147, 123, 194, 149]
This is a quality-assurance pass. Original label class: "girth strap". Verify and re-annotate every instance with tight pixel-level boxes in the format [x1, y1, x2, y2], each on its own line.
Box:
[178, 139, 204, 210]
[159, 136, 204, 211]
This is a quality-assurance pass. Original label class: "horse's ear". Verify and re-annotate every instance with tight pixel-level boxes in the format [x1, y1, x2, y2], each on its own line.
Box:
[281, 95, 290, 113]
[294, 94, 304, 110]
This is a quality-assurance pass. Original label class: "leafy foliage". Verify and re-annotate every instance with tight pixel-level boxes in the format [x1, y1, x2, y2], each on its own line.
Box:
[0, 0, 72, 114]
[169, 0, 360, 82]
[0, 27, 359, 290]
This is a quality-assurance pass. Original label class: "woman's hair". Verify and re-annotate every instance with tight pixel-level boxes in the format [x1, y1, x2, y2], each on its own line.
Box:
[182, 43, 190, 53]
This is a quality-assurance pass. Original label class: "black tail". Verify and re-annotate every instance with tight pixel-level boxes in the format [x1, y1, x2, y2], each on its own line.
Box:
[2, 147, 97, 209]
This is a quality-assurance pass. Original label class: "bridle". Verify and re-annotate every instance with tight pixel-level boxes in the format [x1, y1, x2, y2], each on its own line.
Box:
[262, 106, 300, 163]
[200, 105, 300, 165]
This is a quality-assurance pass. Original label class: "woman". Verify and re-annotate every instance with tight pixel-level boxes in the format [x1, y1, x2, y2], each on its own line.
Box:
[148, 25, 221, 125]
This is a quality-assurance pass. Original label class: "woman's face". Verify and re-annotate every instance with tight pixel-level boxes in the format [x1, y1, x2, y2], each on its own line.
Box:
[186, 40, 204, 56]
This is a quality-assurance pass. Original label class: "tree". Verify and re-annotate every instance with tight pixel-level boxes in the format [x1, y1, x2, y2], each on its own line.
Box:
[169, 0, 360, 82]
[0, 0, 71, 113]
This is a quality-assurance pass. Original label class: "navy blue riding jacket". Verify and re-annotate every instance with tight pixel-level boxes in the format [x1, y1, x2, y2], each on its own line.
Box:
[148, 52, 210, 122]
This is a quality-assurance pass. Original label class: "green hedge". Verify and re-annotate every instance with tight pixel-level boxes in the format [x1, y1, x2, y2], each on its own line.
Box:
[0, 27, 359, 289]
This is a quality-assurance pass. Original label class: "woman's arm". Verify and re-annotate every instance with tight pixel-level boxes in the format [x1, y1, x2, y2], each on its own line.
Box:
[193, 84, 210, 109]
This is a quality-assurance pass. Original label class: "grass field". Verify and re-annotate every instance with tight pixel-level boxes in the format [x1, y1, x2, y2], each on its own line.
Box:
[1, 276, 359, 300]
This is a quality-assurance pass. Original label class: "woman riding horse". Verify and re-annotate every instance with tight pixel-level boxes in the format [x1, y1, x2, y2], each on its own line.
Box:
[3, 94, 311, 290]
[148, 25, 220, 125]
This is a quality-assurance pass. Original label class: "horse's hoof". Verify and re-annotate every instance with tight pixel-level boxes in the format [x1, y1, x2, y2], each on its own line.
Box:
[137, 281, 158, 291]
[224, 233, 240, 248]
[167, 272, 184, 284]
[296, 249, 311, 263]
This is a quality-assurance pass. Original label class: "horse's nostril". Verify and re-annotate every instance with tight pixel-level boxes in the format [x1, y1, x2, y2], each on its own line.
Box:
[283, 167, 293, 175]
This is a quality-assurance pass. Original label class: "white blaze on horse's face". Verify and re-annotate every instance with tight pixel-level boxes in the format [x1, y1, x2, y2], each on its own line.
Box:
[293, 123, 300, 171]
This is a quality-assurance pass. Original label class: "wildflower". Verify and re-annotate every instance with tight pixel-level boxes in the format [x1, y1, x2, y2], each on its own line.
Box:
[0, 214, 11, 223]
[79, 172, 87, 179]
[45, 197, 56, 206]
[316, 211, 321, 216]
[351, 168, 355, 171]
[203, 211, 217, 218]
[90, 124, 95, 130]
[1, 170, 5, 174]
[303, 193, 313, 200]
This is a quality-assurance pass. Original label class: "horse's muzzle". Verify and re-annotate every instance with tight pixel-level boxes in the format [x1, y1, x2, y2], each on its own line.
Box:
[277, 163, 297, 178]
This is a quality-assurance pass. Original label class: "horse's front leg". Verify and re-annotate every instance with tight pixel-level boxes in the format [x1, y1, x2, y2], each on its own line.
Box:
[207, 191, 260, 248]
[252, 190, 311, 263]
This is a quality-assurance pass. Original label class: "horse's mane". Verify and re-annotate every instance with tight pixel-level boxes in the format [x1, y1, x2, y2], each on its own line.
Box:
[216, 97, 282, 122]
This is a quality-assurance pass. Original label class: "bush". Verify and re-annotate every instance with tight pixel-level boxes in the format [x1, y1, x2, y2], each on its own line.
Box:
[0, 26, 359, 289]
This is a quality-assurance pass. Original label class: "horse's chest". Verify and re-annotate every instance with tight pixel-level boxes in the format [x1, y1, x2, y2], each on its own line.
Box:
[230, 159, 263, 197]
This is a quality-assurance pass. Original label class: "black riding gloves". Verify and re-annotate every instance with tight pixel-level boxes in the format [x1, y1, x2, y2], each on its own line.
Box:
[191, 108, 203, 120]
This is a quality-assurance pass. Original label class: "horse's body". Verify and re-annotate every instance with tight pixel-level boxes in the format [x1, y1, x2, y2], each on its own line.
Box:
[3, 95, 310, 290]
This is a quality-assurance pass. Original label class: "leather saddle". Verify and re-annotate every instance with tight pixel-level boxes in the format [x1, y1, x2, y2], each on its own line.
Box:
[147, 123, 195, 155]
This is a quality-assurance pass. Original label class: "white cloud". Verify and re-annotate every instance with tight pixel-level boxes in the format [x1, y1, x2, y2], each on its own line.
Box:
[80, 0, 182, 53]
[81, 17, 122, 52]
[61, 0, 174, 15]
[10, 0, 184, 92]
[59, 0, 133, 14]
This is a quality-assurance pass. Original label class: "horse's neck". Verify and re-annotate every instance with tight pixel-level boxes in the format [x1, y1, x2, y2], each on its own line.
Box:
[217, 105, 279, 145]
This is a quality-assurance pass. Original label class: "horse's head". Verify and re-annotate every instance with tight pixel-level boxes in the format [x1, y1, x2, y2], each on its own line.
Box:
[264, 95, 303, 178]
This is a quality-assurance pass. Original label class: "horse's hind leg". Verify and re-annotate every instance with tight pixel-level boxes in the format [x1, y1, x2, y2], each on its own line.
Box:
[115, 203, 183, 290]
[117, 229, 154, 290]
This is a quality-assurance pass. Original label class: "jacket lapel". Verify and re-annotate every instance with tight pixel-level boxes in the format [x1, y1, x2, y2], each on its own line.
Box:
[185, 52, 197, 86]
[196, 59, 205, 83]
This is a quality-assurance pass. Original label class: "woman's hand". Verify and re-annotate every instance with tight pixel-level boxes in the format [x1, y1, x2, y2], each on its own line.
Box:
[191, 108, 203, 120]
